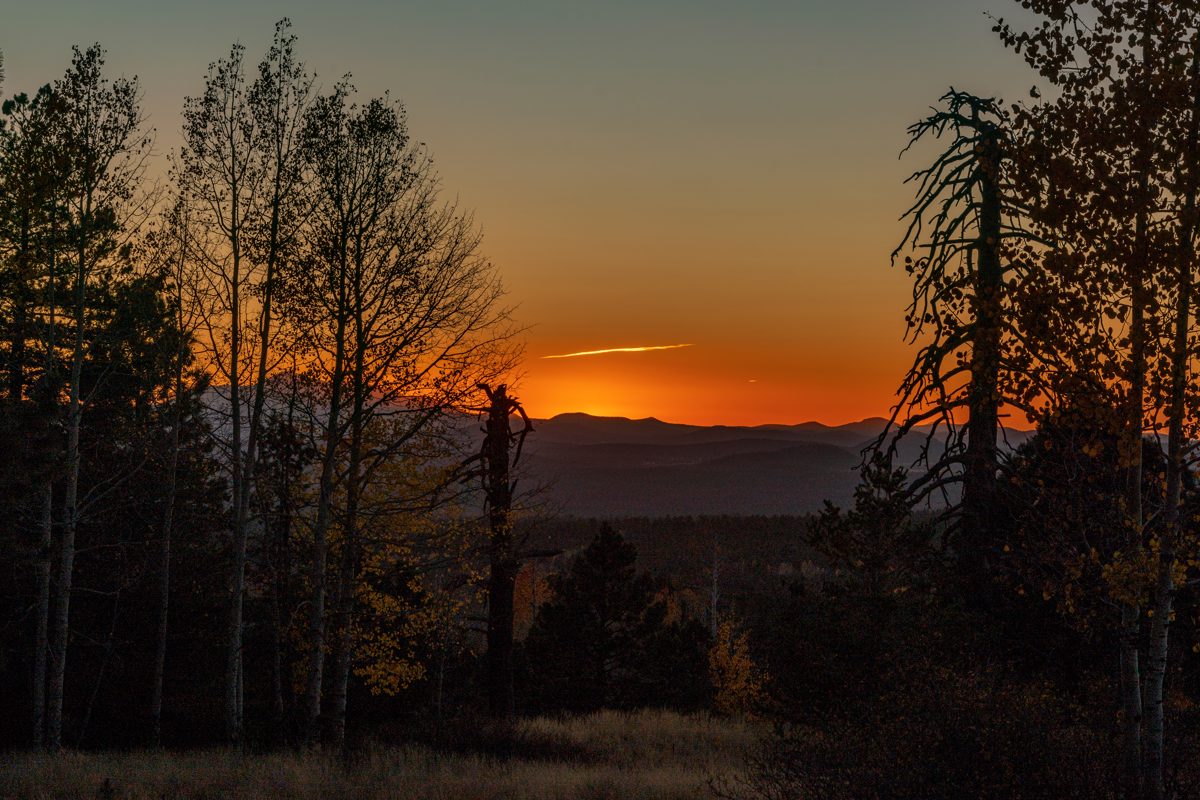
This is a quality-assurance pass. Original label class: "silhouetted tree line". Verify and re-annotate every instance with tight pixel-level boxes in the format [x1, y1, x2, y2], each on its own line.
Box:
[0, 22, 527, 751]
[726, 2, 1200, 798]
[0, 24, 726, 757]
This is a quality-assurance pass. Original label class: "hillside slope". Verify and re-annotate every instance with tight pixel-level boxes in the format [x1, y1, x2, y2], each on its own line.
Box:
[521, 414, 921, 516]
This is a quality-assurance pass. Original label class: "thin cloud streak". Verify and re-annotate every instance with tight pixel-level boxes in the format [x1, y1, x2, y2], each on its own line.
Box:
[542, 343, 694, 360]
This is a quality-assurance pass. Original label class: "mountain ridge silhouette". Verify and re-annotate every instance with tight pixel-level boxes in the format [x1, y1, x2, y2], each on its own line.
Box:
[519, 412, 1027, 517]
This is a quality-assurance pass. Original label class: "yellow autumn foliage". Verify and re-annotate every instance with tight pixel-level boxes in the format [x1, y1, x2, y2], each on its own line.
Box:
[352, 511, 481, 697]
[348, 446, 482, 698]
[708, 619, 768, 718]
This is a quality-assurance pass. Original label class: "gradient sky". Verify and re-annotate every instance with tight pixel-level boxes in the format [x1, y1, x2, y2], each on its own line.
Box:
[3, 1, 1036, 425]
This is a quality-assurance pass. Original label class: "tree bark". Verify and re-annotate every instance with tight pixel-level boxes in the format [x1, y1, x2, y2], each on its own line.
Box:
[328, 323, 366, 752]
[484, 385, 518, 721]
[224, 162, 246, 745]
[301, 283, 348, 747]
[960, 122, 1003, 603]
[151, 322, 185, 747]
[268, 376, 300, 731]
[47, 192, 91, 752]
[32, 483, 52, 748]
[1145, 35, 1200, 800]
[268, 488, 294, 727]
[328, 505, 358, 752]
[227, 109, 289, 742]
[31, 191, 59, 751]
[1119, 8, 1157, 794]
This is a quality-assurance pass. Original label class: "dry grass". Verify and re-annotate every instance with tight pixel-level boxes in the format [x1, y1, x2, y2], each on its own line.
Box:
[0, 711, 756, 800]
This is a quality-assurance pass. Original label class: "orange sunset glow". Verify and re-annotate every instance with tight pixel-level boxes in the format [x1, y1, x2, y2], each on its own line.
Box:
[4, 0, 1035, 428]
[521, 335, 914, 426]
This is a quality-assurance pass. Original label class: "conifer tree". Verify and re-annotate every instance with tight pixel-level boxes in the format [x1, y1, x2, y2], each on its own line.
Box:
[524, 526, 708, 713]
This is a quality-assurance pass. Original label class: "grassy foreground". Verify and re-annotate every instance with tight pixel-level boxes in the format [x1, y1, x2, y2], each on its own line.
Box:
[0, 711, 756, 800]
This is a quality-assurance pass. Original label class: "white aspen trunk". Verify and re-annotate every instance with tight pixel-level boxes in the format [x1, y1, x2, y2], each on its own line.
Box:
[1145, 37, 1200, 800]
[47, 194, 91, 751]
[301, 296, 348, 746]
[1120, 8, 1157, 793]
[151, 337, 184, 747]
[224, 174, 245, 745]
[328, 360, 364, 752]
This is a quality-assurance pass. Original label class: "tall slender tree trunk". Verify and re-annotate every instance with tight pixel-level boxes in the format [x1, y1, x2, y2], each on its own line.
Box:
[328, 337, 366, 752]
[32, 219, 58, 749]
[1121, 213, 1149, 797]
[327, 484, 359, 752]
[227, 172, 284, 741]
[484, 385, 518, 721]
[434, 631, 449, 744]
[961, 123, 1003, 603]
[1145, 36, 1200, 800]
[8, 212, 29, 400]
[1119, 9, 1157, 794]
[151, 438, 178, 747]
[151, 333, 185, 747]
[268, 488, 293, 726]
[1121, 602, 1146, 798]
[224, 185, 246, 745]
[32, 483, 52, 747]
[47, 199, 91, 751]
[302, 282, 348, 746]
[269, 374, 300, 730]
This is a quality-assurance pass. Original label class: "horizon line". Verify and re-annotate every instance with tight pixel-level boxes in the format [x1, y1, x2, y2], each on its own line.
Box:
[531, 409, 1039, 433]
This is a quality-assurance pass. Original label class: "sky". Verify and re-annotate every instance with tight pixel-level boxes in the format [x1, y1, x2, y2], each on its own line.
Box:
[3, 1, 1036, 425]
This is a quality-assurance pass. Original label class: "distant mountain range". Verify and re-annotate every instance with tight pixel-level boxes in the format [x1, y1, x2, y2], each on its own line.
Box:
[198, 389, 1032, 517]
[518, 413, 1031, 518]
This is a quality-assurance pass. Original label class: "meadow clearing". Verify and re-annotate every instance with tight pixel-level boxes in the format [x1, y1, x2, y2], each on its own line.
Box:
[0, 711, 757, 800]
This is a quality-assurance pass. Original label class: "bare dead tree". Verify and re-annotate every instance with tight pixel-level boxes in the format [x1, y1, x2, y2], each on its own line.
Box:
[881, 89, 1034, 600]
[470, 383, 532, 721]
